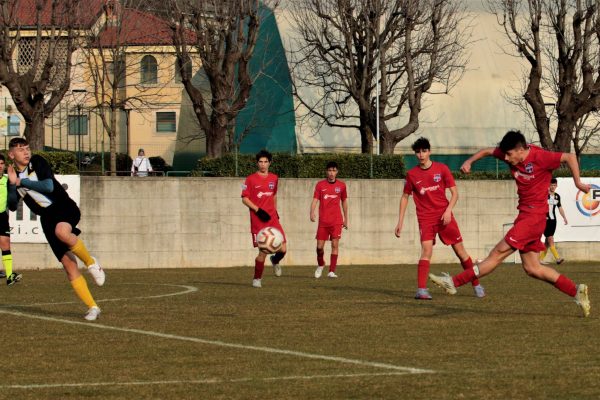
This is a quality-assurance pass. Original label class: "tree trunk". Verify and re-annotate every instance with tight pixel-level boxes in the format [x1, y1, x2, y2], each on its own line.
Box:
[24, 113, 45, 151]
[109, 106, 118, 176]
[555, 119, 575, 153]
[206, 125, 227, 158]
[359, 109, 373, 154]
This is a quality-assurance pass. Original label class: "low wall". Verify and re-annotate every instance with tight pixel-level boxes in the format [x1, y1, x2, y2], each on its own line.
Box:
[11, 177, 600, 269]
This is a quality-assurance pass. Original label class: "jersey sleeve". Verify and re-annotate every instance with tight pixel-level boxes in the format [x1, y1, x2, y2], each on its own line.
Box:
[403, 174, 413, 195]
[273, 175, 278, 195]
[30, 155, 53, 180]
[539, 149, 562, 170]
[340, 183, 348, 201]
[556, 193, 562, 207]
[241, 176, 251, 198]
[492, 147, 504, 160]
[442, 165, 456, 188]
[313, 183, 320, 200]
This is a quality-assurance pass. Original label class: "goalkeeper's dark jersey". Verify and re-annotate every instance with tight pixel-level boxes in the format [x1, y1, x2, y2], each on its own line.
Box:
[12, 155, 71, 216]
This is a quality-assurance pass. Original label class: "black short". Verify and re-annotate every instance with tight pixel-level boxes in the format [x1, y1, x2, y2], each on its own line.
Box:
[544, 219, 557, 238]
[40, 198, 81, 261]
[0, 211, 9, 237]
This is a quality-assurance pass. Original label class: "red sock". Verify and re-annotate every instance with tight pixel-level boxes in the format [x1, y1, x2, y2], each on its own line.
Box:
[329, 254, 338, 272]
[254, 260, 265, 279]
[461, 257, 480, 286]
[317, 249, 325, 266]
[554, 274, 577, 297]
[452, 268, 476, 288]
[417, 259, 430, 289]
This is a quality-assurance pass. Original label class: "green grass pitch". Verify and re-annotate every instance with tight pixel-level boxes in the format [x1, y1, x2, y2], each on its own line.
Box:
[0, 263, 598, 399]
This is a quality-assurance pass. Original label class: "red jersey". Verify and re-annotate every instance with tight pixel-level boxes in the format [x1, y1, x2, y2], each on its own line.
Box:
[493, 145, 561, 215]
[403, 162, 456, 222]
[313, 179, 347, 226]
[241, 172, 279, 228]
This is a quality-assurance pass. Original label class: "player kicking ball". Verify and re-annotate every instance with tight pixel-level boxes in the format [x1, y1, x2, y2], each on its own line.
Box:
[395, 137, 484, 300]
[429, 130, 591, 317]
[310, 161, 348, 279]
[7, 138, 105, 320]
[242, 150, 287, 288]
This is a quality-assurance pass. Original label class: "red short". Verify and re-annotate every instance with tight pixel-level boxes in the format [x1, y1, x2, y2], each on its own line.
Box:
[251, 219, 287, 248]
[316, 225, 343, 241]
[418, 216, 463, 245]
[504, 212, 546, 253]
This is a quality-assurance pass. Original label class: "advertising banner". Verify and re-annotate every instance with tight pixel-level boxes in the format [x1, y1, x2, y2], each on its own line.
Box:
[9, 175, 80, 243]
[554, 177, 600, 242]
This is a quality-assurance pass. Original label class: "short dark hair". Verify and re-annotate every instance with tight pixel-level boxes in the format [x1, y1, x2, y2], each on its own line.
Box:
[9, 137, 28, 149]
[550, 177, 557, 184]
[255, 149, 272, 162]
[499, 130, 527, 153]
[326, 161, 338, 170]
[411, 137, 430, 152]
[0, 154, 5, 162]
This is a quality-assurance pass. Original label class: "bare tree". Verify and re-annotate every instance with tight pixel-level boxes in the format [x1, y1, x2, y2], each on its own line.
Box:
[82, 0, 172, 174]
[168, 0, 279, 158]
[0, 0, 81, 150]
[489, 0, 600, 153]
[290, 0, 470, 154]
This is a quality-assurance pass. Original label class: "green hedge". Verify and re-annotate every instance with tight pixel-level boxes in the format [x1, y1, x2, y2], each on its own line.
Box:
[193, 153, 406, 179]
[34, 151, 79, 174]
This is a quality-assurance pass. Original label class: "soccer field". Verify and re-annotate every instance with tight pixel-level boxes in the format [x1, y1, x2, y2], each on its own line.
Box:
[1, 263, 599, 399]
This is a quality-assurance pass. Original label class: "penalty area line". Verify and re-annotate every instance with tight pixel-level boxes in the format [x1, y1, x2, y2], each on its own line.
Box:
[0, 308, 434, 374]
[1, 371, 419, 390]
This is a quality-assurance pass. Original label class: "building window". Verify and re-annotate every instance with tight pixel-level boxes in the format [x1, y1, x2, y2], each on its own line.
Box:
[8, 115, 20, 136]
[140, 55, 158, 85]
[175, 60, 192, 83]
[68, 114, 89, 135]
[156, 112, 176, 133]
[108, 57, 126, 88]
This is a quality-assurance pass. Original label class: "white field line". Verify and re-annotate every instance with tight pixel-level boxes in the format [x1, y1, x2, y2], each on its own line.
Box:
[0, 371, 417, 390]
[0, 283, 199, 308]
[0, 307, 434, 374]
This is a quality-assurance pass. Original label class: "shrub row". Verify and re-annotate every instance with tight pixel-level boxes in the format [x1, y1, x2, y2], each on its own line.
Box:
[193, 153, 406, 179]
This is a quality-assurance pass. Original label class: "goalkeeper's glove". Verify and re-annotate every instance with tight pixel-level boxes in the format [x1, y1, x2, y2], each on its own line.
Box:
[255, 208, 271, 222]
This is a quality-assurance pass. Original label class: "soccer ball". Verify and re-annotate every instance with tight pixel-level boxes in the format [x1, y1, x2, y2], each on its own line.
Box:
[256, 227, 284, 254]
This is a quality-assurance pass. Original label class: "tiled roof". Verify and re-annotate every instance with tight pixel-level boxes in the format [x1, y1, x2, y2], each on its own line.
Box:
[96, 8, 174, 46]
[12, 0, 105, 27]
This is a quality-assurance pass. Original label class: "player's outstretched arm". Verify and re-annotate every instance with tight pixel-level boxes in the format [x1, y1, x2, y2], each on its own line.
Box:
[561, 153, 591, 193]
[395, 193, 410, 238]
[310, 198, 318, 222]
[342, 198, 349, 229]
[460, 147, 495, 173]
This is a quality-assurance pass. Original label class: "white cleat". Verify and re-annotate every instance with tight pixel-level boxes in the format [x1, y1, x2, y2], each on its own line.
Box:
[473, 284, 486, 298]
[314, 266, 324, 279]
[270, 255, 282, 277]
[575, 284, 591, 318]
[87, 257, 105, 286]
[429, 272, 457, 295]
[252, 278, 262, 288]
[84, 306, 101, 321]
[327, 271, 338, 278]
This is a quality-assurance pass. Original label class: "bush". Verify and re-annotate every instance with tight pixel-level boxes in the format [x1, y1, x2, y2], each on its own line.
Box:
[35, 151, 79, 174]
[193, 153, 406, 179]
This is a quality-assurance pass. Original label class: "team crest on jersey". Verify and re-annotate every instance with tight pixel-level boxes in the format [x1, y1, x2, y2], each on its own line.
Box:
[433, 173, 441, 182]
[268, 182, 275, 190]
[335, 187, 341, 193]
[525, 162, 534, 174]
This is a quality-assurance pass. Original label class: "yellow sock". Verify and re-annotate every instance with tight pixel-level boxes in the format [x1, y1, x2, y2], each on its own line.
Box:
[540, 249, 547, 261]
[70, 239, 95, 267]
[550, 246, 560, 260]
[2, 252, 12, 276]
[70, 276, 97, 308]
